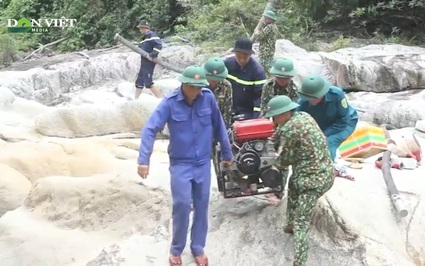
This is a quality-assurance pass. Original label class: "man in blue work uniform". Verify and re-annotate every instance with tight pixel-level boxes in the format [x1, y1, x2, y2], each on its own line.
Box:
[224, 37, 267, 119]
[134, 20, 163, 99]
[297, 75, 358, 165]
[137, 65, 233, 266]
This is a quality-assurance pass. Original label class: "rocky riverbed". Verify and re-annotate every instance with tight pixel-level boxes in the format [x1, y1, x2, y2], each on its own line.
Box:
[0, 39, 424, 266]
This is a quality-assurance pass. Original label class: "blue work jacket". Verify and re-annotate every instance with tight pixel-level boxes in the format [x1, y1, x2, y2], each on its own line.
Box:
[138, 87, 233, 165]
[138, 30, 162, 64]
[224, 56, 267, 117]
[297, 86, 358, 137]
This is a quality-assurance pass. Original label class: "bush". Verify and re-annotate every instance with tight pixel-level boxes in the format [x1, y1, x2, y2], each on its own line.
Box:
[178, 0, 313, 49]
[0, 0, 187, 51]
[0, 34, 18, 66]
[1, 0, 424, 53]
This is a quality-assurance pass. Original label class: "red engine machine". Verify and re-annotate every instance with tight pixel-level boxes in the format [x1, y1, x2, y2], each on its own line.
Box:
[213, 118, 284, 198]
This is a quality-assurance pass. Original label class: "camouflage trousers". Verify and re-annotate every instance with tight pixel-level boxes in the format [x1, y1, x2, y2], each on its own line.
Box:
[259, 54, 274, 77]
[286, 178, 333, 266]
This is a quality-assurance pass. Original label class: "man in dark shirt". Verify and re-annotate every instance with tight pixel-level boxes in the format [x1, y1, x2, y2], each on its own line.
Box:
[224, 37, 267, 119]
[134, 20, 163, 99]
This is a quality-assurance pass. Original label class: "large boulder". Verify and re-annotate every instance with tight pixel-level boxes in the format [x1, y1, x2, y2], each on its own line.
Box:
[319, 44, 425, 92]
[34, 94, 162, 137]
[158, 44, 205, 70]
[275, 39, 330, 85]
[347, 89, 425, 128]
[0, 87, 50, 119]
[0, 52, 140, 105]
[0, 139, 132, 182]
[274, 40, 425, 93]
[24, 174, 171, 232]
[0, 44, 205, 106]
[0, 163, 31, 216]
[0, 87, 50, 141]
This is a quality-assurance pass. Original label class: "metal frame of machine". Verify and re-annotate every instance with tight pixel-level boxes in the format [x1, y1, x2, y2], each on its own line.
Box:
[213, 117, 284, 199]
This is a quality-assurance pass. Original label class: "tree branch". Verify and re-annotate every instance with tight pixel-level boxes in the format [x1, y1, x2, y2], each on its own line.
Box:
[22, 37, 70, 61]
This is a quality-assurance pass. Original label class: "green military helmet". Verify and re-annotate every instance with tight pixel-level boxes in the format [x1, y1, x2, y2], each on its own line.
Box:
[203, 57, 228, 81]
[177, 65, 209, 87]
[297, 75, 331, 100]
[269, 58, 298, 78]
[263, 10, 277, 20]
[264, 95, 299, 118]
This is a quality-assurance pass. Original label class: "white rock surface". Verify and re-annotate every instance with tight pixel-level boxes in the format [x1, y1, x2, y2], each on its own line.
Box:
[0, 132, 423, 266]
[0, 164, 32, 216]
[0, 41, 425, 266]
[0, 45, 201, 106]
[416, 120, 425, 132]
[34, 94, 162, 137]
[116, 78, 181, 100]
[347, 90, 425, 128]
[275, 40, 425, 93]
[320, 44, 425, 92]
[0, 139, 127, 182]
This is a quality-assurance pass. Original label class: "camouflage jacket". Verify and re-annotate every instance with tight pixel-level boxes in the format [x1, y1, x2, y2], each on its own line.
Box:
[276, 112, 334, 191]
[260, 79, 298, 115]
[211, 79, 233, 128]
[256, 23, 278, 58]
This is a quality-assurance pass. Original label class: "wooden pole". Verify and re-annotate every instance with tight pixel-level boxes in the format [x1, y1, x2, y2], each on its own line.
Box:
[380, 125, 408, 217]
[114, 33, 184, 73]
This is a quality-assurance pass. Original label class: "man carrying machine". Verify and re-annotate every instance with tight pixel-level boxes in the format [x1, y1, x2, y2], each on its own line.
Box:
[264, 95, 335, 266]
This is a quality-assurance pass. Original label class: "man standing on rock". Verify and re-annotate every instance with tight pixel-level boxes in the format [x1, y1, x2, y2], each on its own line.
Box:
[134, 20, 163, 99]
[225, 37, 267, 119]
[264, 95, 334, 266]
[203, 57, 233, 128]
[296, 75, 358, 179]
[137, 65, 233, 266]
[252, 10, 279, 76]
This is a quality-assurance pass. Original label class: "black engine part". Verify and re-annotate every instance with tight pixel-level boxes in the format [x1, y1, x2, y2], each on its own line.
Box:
[212, 127, 283, 199]
[261, 167, 282, 188]
[235, 149, 261, 175]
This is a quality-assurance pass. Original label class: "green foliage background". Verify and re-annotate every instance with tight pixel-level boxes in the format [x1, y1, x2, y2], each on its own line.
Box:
[0, 0, 424, 65]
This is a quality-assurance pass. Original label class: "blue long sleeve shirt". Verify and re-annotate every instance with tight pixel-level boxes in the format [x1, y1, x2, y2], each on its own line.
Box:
[138, 30, 162, 63]
[224, 56, 267, 117]
[297, 86, 358, 137]
[138, 87, 233, 165]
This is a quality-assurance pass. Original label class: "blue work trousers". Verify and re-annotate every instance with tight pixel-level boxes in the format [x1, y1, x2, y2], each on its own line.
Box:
[170, 161, 211, 257]
[135, 60, 156, 88]
[326, 121, 357, 161]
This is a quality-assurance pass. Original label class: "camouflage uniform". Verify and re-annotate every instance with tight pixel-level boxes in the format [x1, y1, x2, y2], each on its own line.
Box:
[211, 79, 233, 128]
[276, 111, 334, 266]
[256, 23, 278, 75]
[260, 79, 298, 116]
[261, 77, 298, 195]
